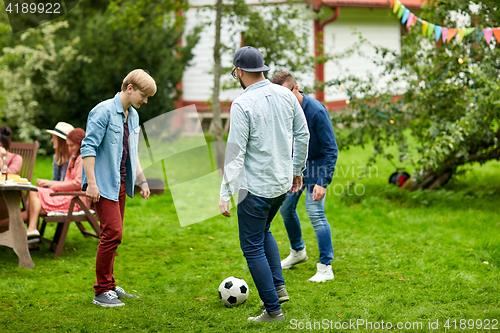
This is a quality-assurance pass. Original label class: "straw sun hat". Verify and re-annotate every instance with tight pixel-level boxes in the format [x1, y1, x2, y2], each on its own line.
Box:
[46, 122, 74, 140]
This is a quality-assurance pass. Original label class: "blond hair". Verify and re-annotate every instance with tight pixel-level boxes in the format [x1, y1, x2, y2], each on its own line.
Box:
[121, 69, 157, 96]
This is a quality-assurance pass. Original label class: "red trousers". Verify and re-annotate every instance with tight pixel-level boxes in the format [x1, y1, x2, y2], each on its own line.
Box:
[94, 183, 126, 295]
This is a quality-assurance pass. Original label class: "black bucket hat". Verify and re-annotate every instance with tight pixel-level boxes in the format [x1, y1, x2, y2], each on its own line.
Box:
[233, 46, 270, 72]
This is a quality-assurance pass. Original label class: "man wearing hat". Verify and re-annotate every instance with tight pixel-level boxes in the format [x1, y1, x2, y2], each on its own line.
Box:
[46, 122, 74, 181]
[219, 46, 310, 322]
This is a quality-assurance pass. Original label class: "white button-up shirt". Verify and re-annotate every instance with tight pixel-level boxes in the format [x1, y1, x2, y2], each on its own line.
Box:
[220, 80, 309, 201]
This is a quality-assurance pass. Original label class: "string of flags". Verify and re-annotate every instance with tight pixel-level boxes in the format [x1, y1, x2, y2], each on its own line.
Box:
[391, 0, 500, 44]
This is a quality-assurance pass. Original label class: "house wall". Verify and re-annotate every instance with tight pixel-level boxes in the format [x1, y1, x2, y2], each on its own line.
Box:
[182, 1, 401, 109]
[322, 7, 401, 102]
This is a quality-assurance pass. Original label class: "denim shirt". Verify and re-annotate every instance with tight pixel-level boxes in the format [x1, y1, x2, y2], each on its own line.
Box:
[52, 154, 68, 181]
[81, 93, 140, 201]
[220, 80, 310, 201]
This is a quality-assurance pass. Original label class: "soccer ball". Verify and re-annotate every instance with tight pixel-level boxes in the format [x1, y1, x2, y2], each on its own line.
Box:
[218, 276, 249, 308]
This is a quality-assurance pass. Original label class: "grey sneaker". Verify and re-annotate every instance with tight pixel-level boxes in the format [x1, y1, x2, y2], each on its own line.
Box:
[259, 286, 289, 307]
[92, 291, 124, 307]
[248, 310, 285, 322]
[113, 286, 139, 299]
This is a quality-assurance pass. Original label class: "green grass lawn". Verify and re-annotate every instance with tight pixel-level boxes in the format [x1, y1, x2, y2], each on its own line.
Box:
[1, 144, 499, 332]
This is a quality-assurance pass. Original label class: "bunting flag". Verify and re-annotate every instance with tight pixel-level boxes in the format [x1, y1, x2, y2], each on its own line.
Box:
[493, 28, 500, 44]
[457, 29, 465, 43]
[442, 27, 448, 43]
[390, 0, 500, 46]
[397, 5, 405, 19]
[411, 15, 417, 27]
[456, 28, 474, 43]
[402, 9, 410, 24]
[484, 28, 493, 44]
[447, 28, 458, 42]
[465, 28, 475, 36]
[393, 0, 400, 14]
[406, 13, 415, 28]
[422, 21, 428, 35]
[427, 23, 435, 39]
[435, 26, 442, 42]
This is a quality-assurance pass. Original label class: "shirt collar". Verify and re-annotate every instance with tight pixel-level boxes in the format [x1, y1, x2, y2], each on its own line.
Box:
[240, 79, 271, 95]
[114, 92, 136, 115]
[300, 91, 310, 110]
[114, 92, 125, 114]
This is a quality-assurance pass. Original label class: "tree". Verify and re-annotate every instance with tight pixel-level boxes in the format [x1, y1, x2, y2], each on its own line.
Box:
[0, 21, 84, 145]
[57, 0, 200, 127]
[329, 0, 500, 190]
[0, 0, 200, 152]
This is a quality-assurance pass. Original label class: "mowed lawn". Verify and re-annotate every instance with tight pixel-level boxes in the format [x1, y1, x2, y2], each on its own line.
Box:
[0, 144, 499, 333]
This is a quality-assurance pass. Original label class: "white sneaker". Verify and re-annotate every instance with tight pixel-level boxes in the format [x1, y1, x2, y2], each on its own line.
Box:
[281, 246, 308, 270]
[308, 263, 334, 282]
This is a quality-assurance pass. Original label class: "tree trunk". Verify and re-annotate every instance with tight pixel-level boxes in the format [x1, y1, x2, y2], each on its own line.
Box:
[212, 0, 225, 174]
[403, 168, 454, 190]
[403, 147, 500, 190]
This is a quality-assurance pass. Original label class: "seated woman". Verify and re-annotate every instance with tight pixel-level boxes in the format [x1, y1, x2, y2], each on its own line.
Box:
[0, 126, 23, 175]
[46, 122, 74, 181]
[24, 128, 87, 247]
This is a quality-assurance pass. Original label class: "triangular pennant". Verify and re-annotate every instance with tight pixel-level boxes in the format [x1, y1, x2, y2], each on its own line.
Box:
[475, 28, 483, 42]
[484, 28, 493, 44]
[391, 0, 395, 8]
[397, 5, 405, 19]
[442, 27, 449, 43]
[406, 13, 415, 28]
[393, 0, 400, 14]
[493, 28, 500, 43]
[458, 29, 465, 42]
[447, 28, 458, 42]
[464, 28, 475, 36]
[402, 9, 410, 24]
[411, 15, 417, 27]
[427, 23, 435, 39]
[435, 25, 442, 41]
[422, 21, 428, 35]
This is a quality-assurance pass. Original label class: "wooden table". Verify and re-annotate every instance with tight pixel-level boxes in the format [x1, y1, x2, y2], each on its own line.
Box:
[0, 183, 37, 269]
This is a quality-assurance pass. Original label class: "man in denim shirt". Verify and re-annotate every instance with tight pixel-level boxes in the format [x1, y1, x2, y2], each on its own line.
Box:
[81, 69, 155, 307]
[219, 47, 309, 322]
[272, 71, 338, 283]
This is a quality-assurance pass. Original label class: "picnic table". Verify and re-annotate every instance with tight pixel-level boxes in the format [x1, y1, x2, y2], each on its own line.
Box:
[0, 183, 37, 269]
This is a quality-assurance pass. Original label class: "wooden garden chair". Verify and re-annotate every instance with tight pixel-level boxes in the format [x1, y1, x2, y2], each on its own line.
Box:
[8, 141, 39, 209]
[0, 141, 38, 223]
[39, 192, 100, 258]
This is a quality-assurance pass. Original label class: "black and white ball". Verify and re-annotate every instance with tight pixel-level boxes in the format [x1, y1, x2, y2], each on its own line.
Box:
[218, 276, 249, 307]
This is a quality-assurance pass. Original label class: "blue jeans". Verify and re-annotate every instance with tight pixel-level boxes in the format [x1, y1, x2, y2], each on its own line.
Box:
[279, 185, 334, 265]
[237, 190, 287, 313]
